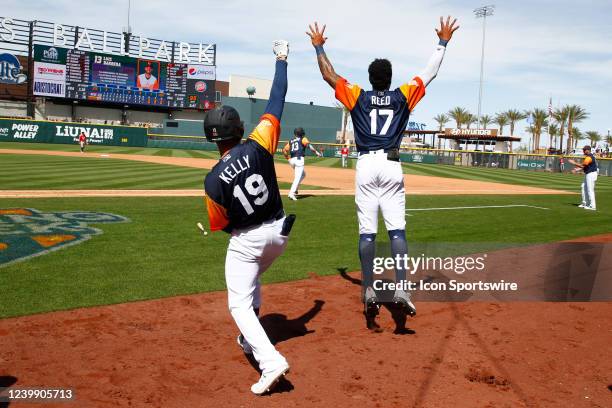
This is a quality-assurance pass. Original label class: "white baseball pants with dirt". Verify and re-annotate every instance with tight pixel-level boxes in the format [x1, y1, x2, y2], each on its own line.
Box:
[355, 151, 406, 234]
[225, 217, 288, 374]
[288, 157, 305, 194]
[581, 171, 598, 209]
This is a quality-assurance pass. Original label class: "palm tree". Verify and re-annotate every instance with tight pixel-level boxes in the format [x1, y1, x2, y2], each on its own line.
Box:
[433, 113, 449, 149]
[464, 113, 477, 129]
[527, 108, 548, 151]
[494, 112, 508, 135]
[547, 123, 559, 150]
[505, 109, 527, 136]
[553, 106, 569, 152]
[479, 114, 492, 129]
[448, 107, 469, 128]
[607, 134, 612, 148]
[433, 113, 449, 131]
[572, 127, 584, 150]
[585, 131, 601, 147]
[565, 105, 589, 153]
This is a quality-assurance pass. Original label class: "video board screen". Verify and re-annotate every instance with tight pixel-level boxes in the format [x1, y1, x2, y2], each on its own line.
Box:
[33, 44, 215, 109]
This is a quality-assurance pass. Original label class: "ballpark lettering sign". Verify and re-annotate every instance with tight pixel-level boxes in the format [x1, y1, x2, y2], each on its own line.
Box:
[0, 16, 216, 65]
[445, 128, 499, 137]
[0, 208, 129, 268]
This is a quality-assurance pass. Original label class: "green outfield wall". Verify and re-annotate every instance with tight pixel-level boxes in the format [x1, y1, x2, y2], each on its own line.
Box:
[0, 118, 147, 147]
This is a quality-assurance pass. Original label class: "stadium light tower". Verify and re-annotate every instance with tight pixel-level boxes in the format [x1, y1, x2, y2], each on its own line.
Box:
[474, 5, 495, 130]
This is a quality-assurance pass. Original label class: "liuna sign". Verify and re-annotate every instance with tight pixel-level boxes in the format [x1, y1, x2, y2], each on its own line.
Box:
[0, 118, 147, 147]
[0, 16, 215, 65]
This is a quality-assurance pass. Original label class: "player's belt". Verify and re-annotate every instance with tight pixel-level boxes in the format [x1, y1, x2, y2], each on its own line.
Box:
[358, 148, 400, 162]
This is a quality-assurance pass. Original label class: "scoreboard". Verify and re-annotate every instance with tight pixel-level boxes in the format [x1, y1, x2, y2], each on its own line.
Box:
[33, 44, 216, 110]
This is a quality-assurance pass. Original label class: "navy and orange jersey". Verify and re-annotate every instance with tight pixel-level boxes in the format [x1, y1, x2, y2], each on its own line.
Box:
[335, 76, 425, 152]
[583, 153, 598, 174]
[204, 114, 284, 233]
[283, 136, 311, 158]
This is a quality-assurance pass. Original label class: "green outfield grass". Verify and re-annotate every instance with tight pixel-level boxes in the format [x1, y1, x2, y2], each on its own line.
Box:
[0, 141, 220, 159]
[0, 153, 319, 190]
[1, 193, 610, 318]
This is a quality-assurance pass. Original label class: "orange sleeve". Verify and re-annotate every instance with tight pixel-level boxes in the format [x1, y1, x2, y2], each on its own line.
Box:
[302, 136, 310, 146]
[335, 77, 361, 111]
[399, 76, 426, 111]
[206, 196, 229, 232]
[583, 156, 592, 166]
[248, 113, 281, 155]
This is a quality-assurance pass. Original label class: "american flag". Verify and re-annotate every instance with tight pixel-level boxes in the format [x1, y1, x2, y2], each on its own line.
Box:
[548, 97, 553, 117]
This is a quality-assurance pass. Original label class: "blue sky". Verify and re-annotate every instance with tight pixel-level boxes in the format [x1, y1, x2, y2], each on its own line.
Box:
[5, 0, 612, 144]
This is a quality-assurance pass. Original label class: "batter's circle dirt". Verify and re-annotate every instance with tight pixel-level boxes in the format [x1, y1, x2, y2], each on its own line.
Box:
[1, 269, 610, 407]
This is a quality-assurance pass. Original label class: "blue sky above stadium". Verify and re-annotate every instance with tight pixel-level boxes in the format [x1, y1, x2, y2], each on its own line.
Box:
[6, 0, 612, 141]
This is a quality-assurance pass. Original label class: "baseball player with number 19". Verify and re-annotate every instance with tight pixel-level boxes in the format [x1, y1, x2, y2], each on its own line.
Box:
[203, 40, 294, 395]
[308, 17, 459, 329]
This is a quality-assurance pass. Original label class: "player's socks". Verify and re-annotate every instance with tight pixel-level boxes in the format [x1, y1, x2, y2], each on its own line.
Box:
[359, 233, 377, 292]
[388, 229, 407, 284]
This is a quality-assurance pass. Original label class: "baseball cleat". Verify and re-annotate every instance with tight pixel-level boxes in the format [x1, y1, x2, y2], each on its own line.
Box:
[272, 40, 289, 59]
[577, 204, 586, 208]
[584, 206, 596, 211]
[364, 286, 380, 317]
[237, 334, 253, 355]
[392, 289, 416, 317]
[251, 362, 290, 395]
[288, 193, 298, 201]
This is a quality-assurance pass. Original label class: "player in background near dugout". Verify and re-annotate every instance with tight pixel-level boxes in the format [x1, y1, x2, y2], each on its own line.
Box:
[568, 145, 599, 211]
[308, 17, 458, 330]
[203, 40, 294, 395]
[283, 127, 322, 200]
[78, 132, 87, 153]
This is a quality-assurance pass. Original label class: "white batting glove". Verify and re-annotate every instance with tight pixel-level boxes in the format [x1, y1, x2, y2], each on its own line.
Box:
[273, 40, 289, 59]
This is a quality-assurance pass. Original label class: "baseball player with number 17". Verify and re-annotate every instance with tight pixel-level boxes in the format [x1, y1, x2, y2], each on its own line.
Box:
[308, 17, 459, 329]
[203, 40, 294, 395]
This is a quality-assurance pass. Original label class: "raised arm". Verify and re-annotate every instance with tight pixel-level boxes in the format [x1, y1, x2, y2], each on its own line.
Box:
[248, 41, 289, 154]
[417, 16, 459, 86]
[307, 22, 340, 89]
[264, 44, 289, 120]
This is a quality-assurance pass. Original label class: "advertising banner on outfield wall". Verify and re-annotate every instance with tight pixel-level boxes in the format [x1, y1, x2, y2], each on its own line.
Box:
[0, 118, 147, 146]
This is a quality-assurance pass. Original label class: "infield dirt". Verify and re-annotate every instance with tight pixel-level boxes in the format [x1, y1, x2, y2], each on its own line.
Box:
[1, 267, 610, 407]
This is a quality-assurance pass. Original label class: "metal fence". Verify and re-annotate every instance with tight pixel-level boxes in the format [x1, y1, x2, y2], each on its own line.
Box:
[310, 143, 612, 176]
[140, 133, 612, 176]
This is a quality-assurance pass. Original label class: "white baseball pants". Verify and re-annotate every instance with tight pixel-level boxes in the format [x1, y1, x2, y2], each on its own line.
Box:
[341, 154, 348, 168]
[581, 171, 598, 209]
[355, 151, 406, 234]
[225, 217, 288, 374]
[289, 157, 305, 194]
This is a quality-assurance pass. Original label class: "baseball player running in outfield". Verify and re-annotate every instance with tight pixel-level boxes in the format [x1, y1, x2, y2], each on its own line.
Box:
[568, 145, 599, 210]
[308, 17, 458, 328]
[203, 40, 294, 395]
[283, 127, 322, 200]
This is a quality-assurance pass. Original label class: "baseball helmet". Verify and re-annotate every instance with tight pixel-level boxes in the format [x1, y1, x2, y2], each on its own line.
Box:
[294, 127, 305, 137]
[204, 105, 244, 142]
